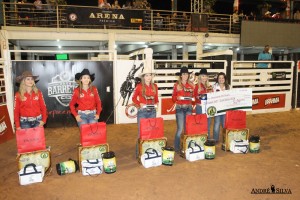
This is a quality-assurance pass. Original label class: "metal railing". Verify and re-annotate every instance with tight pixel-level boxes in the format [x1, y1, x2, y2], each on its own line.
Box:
[2, 2, 239, 34]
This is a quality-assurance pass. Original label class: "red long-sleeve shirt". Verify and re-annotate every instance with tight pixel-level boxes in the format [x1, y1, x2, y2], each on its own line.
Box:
[69, 87, 102, 117]
[132, 83, 159, 106]
[14, 90, 48, 129]
[172, 82, 194, 105]
[194, 83, 208, 104]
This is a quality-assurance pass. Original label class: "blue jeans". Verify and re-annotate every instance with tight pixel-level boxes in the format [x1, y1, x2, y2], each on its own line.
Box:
[195, 104, 211, 139]
[20, 115, 42, 129]
[174, 104, 192, 152]
[77, 110, 97, 127]
[213, 114, 225, 142]
[136, 108, 156, 157]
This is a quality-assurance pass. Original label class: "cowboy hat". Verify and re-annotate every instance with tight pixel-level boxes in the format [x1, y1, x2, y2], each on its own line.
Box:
[16, 71, 39, 83]
[75, 68, 95, 82]
[195, 68, 208, 76]
[138, 67, 156, 78]
[175, 67, 192, 76]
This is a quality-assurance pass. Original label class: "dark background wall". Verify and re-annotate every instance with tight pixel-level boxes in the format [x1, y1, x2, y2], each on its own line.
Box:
[241, 21, 300, 48]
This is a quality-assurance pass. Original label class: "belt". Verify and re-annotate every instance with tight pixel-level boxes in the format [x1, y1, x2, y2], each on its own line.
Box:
[176, 104, 192, 109]
[20, 115, 42, 122]
[177, 104, 192, 107]
[78, 110, 96, 114]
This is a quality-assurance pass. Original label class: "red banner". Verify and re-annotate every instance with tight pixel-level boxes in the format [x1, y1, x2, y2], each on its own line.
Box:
[161, 98, 176, 115]
[0, 105, 14, 144]
[252, 94, 286, 110]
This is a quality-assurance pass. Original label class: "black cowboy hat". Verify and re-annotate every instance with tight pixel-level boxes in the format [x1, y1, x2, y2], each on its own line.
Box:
[195, 68, 208, 76]
[75, 69, 95, 82]
[175, 67, 192, 76]
[16, 71, 39, 83]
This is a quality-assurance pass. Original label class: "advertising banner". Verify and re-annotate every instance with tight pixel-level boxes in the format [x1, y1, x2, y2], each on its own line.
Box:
[252, 94, 286, 110]
[0, 105, 14, 144]
[115, 60, 145, 124]
[191, 13, 208, 32]
[67, 7, 145, 27]
[12, 61, 114, 127]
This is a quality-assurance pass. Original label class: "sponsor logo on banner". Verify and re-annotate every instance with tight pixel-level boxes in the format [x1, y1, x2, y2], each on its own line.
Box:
[0, 105, 14, 144]
[125, 103, 138, 118]
[252, 94, 285, 110]
[48, 71, 78, 107]
[0, 119, 7, 136]
[161, 98, 176, 115]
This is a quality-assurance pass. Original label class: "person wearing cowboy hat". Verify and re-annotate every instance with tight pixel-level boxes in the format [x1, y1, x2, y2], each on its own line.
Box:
[194, 68, 212, 137]
[69, 68, 102, 127]
[14, 71, 47, 130]
[172, 67, 194, 153]
[132, 67, 158, 157]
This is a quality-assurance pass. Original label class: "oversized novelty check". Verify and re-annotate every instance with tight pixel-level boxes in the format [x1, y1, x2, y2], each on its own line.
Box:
[204, 88, 252, 117]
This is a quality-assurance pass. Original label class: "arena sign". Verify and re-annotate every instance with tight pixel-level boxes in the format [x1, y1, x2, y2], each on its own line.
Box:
[12, 61, 114, 127]
[67, 7, 145, 27]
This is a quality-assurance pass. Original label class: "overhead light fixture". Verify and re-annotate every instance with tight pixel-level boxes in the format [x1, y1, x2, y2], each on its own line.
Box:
[58, 46, 61, 49]
[57, 39, 60, 42]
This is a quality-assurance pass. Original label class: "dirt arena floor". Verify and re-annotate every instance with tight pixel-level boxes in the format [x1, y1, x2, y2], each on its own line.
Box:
[0, 111, 299, 200]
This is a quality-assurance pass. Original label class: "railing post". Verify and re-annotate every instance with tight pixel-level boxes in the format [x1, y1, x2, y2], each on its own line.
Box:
[150, 10, 153, 31]
[2, 3, 6, 27]
[229, 15, 232, 34]
[56, 4, 59, 30]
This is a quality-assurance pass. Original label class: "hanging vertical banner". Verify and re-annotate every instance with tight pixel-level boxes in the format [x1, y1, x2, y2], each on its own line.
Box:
[0, 105, 14, 144]
[115, 60, 145, 124]
[12, 61, 114, 127]
[191, 13, 208, 32]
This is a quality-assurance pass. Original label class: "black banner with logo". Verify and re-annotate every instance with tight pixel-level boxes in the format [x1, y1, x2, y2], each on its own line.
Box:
[12, 61, 114, 127]
[67, 7, 145, 27]
[191, 13, 208, 32]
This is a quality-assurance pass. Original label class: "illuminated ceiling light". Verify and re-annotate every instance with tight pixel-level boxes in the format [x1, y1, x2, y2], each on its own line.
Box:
[57, 39, 60, 42]
[58, 46, 61, 49]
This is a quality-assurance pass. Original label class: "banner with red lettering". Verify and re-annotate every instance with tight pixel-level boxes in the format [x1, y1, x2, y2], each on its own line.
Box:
[0, 105, 14, 144]
[252, 94, 285, 110]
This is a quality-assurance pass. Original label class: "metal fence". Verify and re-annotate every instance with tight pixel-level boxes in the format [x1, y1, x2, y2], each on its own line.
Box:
[231, 61, 295, 113]
[2, 2, 239, 34]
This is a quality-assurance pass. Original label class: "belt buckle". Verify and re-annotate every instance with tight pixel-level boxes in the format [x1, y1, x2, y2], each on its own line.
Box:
[27, 117, 36, 122]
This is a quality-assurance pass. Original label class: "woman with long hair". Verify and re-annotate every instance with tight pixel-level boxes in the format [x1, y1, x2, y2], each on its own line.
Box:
[132, 67, 158, 132]
[132, 67, 158, 156]
[194, 68, 212, 137]
[212, 72, 230, 142]
[172, 67, 194, 152]
[14, 71, 47, 130]
[69, 69, 102, 127]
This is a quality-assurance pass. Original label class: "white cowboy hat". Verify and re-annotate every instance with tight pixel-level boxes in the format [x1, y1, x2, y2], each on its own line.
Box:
[138, 67, 156, 78]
